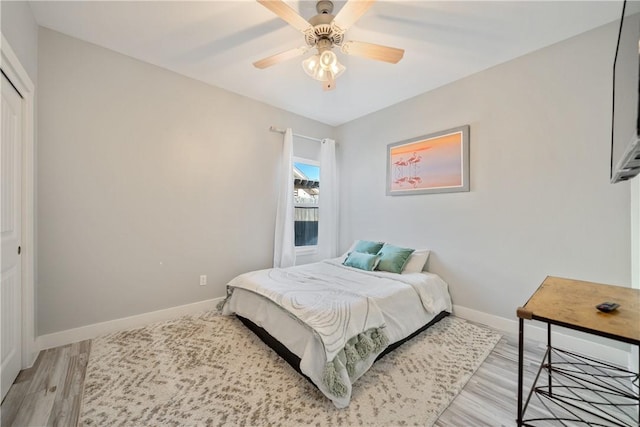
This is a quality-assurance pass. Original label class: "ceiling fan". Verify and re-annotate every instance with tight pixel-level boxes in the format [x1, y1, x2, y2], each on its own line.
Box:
[253, 0, 404, 91]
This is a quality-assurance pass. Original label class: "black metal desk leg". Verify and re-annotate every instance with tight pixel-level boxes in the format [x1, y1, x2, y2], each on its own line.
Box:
[548, 323, 552, 397]
[517, 317, 524, 426]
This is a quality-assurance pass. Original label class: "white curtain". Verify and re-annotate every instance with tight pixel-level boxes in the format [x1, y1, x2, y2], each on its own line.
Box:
[273, 128, 296, 268]
[319, 138, 338, 259]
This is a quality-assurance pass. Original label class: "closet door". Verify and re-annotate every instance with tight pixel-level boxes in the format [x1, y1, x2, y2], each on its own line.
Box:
[1, 72, 23, 401]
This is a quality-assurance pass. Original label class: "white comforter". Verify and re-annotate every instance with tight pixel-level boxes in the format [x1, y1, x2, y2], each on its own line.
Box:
[222, 258, 452, 408]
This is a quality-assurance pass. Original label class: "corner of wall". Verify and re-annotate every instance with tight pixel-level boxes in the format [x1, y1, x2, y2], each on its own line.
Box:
[630, 176, 639, 374]
[631, 176, 639, 291]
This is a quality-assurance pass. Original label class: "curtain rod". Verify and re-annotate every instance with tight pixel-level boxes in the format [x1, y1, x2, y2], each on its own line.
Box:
[269, 126, 323, 143]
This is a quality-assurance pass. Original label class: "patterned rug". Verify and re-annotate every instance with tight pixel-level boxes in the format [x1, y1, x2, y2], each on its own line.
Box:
[79, 312, 501, 426]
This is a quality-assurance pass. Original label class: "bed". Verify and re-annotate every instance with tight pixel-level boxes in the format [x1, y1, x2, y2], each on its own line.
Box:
[221, 243, 453, 408]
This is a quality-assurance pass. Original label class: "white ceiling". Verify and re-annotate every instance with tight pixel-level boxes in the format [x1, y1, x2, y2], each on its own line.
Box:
[29, 1, 623, 126]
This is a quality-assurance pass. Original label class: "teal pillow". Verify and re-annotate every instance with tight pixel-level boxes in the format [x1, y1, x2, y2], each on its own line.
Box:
[343, 252, 379, 271]
[376, 244, 415, 274]
[352, 240, 384, 255]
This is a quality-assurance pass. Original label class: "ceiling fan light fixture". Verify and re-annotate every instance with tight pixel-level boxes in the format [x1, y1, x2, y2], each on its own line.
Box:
[329, 61, 345, 78]
[319, 50, 337, 69]
[302, 54, 320, 77]
[255, 0, 404, 89]
[316, 67, 329, 81]
[302, 50, 345, 82]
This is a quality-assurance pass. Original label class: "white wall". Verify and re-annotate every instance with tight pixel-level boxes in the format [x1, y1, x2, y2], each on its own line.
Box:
[336, 21, 631, 322]
[36, 29, 334, 335]
[1, 1, 38, 83]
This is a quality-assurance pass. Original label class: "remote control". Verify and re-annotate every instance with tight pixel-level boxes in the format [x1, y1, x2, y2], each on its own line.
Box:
[596, 302, 620, 313]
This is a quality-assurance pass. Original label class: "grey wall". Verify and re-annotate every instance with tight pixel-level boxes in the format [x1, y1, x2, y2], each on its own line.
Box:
[37, 28, 333, 335]
[336, 21, 631, 320]
[1, 1, 38, 83]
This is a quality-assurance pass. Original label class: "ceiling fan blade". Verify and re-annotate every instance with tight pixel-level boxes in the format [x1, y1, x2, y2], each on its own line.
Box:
[253, 46, 309, 69]
[257, 0, 313, 34]
[341, 41, 404, 64]
[332, 0, 375, 32]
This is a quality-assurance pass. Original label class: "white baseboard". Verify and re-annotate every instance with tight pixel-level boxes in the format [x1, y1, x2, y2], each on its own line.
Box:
[34, 299, 632, 370]
[36, 297, 225, 351]
[453, 304, 632, 368]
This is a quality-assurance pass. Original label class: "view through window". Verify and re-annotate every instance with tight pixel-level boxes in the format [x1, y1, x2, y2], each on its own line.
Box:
[294, 160, 319, 248]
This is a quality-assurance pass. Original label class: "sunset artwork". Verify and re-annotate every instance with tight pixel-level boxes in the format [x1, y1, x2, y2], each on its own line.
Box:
[387, 126, 469, 195]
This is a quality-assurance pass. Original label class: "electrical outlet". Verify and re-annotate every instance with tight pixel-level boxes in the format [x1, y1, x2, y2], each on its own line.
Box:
[200, 275, 207, 286]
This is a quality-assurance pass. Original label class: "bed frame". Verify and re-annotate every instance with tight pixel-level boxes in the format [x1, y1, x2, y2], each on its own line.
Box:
[237, 310, 450, 385]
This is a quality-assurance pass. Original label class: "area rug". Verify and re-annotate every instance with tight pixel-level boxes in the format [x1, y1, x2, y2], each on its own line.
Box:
[79, 311, 501, 426]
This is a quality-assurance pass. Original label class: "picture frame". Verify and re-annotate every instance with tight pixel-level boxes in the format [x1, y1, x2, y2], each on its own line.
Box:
[386, 125, 470, 196]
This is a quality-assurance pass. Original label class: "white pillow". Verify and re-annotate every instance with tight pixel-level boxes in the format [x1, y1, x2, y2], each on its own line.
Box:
[339, 241, 359, 262]
[401, 249, 430, 274]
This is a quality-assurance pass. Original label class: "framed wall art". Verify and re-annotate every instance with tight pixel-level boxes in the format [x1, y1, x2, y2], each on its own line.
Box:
[386, 125, 470, 196]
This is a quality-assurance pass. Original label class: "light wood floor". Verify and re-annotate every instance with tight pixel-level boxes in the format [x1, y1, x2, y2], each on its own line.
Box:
[0, 328, 633, 426]
[1, 340, 91, 427]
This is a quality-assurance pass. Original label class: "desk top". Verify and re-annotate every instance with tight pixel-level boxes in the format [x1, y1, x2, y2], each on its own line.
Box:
[517, 276, 640, 345]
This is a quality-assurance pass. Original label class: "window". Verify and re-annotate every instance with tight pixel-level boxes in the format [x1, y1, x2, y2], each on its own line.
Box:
[293, 159, 319, 249]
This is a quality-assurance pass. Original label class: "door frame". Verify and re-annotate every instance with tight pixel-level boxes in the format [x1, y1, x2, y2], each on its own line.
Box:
[1, 35, 36, 368]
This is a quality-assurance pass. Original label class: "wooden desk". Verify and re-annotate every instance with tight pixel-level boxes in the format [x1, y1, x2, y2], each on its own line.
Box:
[516, 276, 640, 426]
